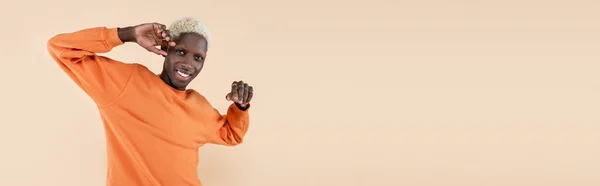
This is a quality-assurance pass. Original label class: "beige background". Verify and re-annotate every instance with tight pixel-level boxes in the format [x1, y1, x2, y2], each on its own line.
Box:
[1, 0, 600, 185]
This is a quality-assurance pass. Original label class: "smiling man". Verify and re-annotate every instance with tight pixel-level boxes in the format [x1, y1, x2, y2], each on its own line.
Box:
[47, 17, 253, 186]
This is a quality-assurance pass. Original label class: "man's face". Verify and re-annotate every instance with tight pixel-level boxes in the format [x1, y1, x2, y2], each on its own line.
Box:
[162, 32, 208, 90]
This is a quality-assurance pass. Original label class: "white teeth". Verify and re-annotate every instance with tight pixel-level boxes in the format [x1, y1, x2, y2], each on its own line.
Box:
[177, 70, 190, 77]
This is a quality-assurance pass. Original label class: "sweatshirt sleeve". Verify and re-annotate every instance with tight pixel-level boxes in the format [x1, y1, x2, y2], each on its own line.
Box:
[47, 27, 136, 107]
[205, 103, 251, 146]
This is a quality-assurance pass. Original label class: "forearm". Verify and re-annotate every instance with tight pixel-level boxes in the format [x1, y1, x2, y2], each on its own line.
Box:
[47, 27, 124, 62]
[210, 104, 251, 146]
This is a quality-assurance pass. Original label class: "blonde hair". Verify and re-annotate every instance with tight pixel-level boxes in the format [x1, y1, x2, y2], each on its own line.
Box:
[168, 17, 212, 48]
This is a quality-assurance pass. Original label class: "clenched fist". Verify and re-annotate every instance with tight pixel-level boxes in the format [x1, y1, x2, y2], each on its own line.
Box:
[226, 81, 254, 109]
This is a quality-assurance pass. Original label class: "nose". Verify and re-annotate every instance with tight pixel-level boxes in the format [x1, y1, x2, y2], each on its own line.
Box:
[181, 62, 192, 69]
[181, 57, 193, 69]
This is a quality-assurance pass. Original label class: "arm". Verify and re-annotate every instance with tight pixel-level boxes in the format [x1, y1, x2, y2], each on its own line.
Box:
[47, 27, 136, 106]
[205, 81, 254, 146]
[206, 103, 251, 146]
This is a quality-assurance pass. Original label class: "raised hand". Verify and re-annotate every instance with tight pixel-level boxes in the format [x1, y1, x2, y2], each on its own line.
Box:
[118, 23, 176, 56]
[225, 81, 254, 108]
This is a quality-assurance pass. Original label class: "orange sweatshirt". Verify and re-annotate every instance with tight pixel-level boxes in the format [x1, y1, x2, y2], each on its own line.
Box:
[47, 27, 250, 186]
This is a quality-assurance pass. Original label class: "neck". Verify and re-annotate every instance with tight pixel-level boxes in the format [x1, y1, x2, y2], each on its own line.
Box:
[159, 70, 186, 91]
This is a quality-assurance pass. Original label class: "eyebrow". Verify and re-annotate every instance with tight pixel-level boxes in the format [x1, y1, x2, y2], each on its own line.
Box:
[175, 45, 206, 57]
[196, 51, 206, 58]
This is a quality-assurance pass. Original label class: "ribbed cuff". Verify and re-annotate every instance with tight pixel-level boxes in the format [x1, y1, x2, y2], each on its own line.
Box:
[230, 103, 250, 114]
[104, 27, 124, 48]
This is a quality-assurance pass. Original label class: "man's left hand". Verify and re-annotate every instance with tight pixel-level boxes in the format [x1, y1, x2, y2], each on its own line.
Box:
[226, 81, 254, 109]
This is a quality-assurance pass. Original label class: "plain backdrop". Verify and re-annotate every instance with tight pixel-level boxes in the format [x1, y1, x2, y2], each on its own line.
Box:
[1, 0, 600, 185]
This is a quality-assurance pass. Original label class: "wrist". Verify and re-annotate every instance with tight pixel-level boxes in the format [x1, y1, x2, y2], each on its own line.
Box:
[117, 26, 136, 43]
[235, 102, 249, 111]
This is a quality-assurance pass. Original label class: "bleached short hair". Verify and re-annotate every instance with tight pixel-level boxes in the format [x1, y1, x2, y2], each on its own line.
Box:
[168, 17, 212, 48]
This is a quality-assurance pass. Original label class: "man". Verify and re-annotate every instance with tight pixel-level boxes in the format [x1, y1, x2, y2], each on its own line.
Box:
[47, 17, 253, 186]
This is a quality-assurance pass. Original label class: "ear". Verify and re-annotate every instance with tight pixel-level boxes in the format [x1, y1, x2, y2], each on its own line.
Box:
[160, 42, 168, 57]
[160, 42, 168, 51]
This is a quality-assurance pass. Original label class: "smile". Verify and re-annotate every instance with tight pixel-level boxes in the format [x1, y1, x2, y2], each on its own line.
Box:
[177, 70, 190, 77]
[175, 69, 192, 80]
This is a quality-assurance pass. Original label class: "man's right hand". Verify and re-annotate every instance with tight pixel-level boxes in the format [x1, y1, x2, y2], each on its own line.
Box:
[118, 23, 177, 56]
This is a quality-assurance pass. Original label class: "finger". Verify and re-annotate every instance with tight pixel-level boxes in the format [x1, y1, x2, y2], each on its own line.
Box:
[158, 29, 175, 46]
[150, 24, 164, 44]
[159, 40, 170, 55]
[242, 83, 250, 104]
[153, 23, 163, 36]
[161, 30, 171, 41]
[154, 23, 169, 40]
[225, 93, 232, 101]
[161, 40, 175, 50]
[237, 81, 245, 103]
[147, 46, 167, 56]
[155, 23, 166, 31]
[163, 30, 172, 41]
[231, 82, 239, 102]
[246, 86, 253, 103]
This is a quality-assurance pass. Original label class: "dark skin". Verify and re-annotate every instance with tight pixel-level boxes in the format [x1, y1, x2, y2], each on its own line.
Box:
[117, 23, 253, 109]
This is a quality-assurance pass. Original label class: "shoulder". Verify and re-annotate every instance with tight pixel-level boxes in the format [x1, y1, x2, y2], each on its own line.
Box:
[125, 63, 158, 78]
[187, 89, 208, 101]
[108, 63, 159, 86]
[186, 89, 214, 106]
[93, 58, 143, 74]
[131, 63, 151, 73]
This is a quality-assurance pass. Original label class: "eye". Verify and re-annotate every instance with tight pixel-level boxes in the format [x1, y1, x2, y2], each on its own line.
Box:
[194, 55, 204, 61]
[175, 49, 186, 55]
